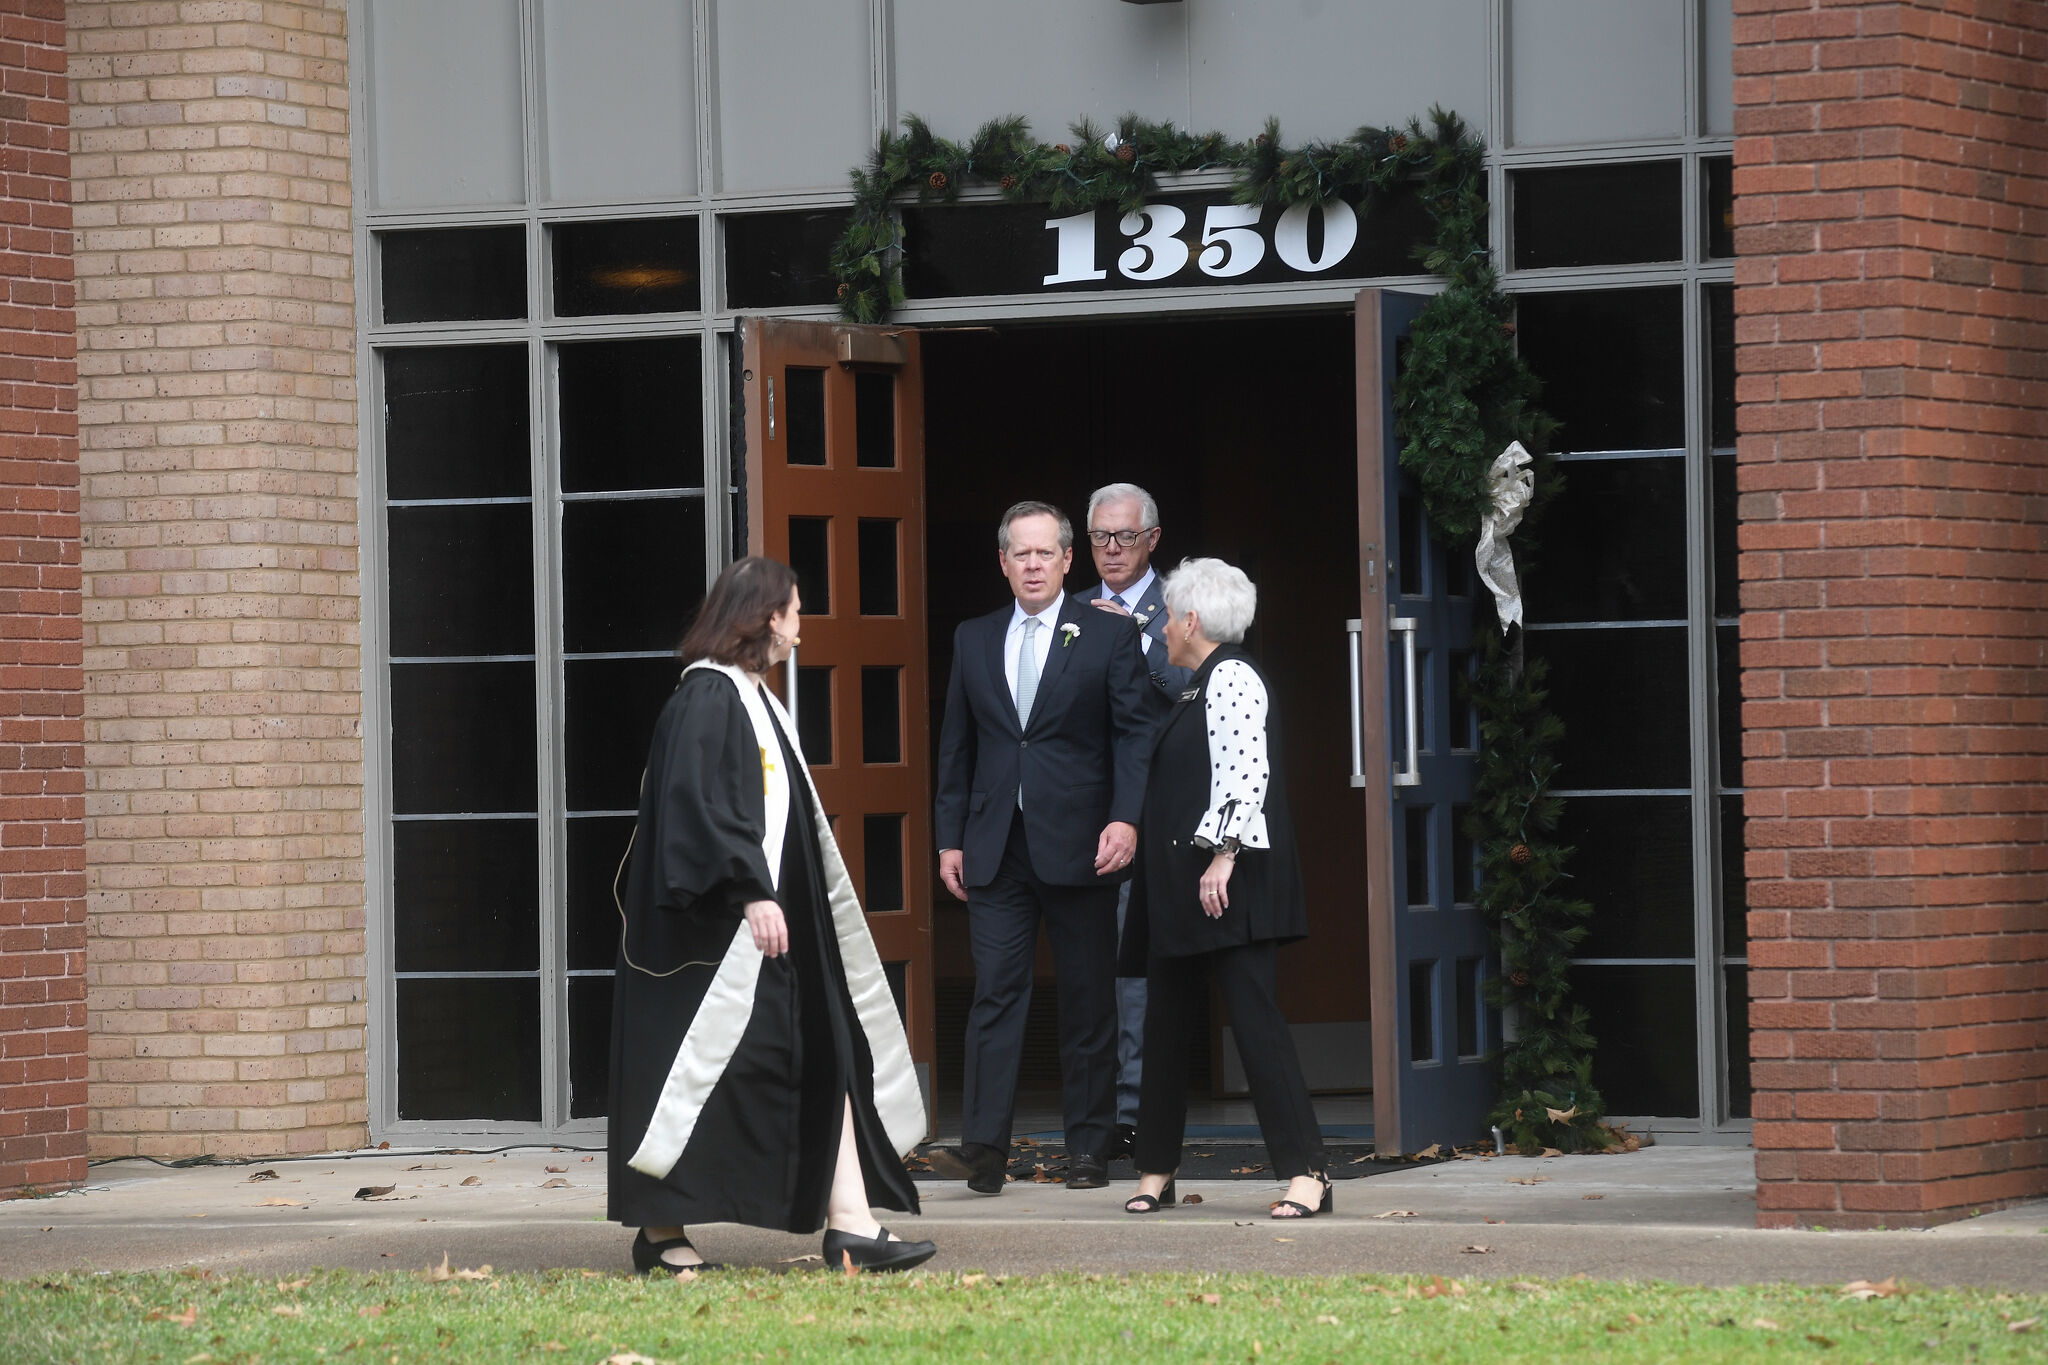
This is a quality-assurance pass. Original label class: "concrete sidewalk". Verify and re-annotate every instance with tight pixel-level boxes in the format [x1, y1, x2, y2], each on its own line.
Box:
[4, 1145, 2042, 1290]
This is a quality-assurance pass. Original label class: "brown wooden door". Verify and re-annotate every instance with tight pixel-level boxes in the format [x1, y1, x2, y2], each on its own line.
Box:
[739, 319, 934, 1129]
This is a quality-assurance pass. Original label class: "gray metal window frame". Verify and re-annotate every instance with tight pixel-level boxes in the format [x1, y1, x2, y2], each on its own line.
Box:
[353, 0, 1741, 1144]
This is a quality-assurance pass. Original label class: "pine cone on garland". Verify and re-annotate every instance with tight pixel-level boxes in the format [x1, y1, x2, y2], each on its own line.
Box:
[1390, 133, 1409, 152]
[1508, 970, 1530, 987]
[1509, 843, 1533, 866]
[1054, 143, 1071, 155]
[999, 173, 1016, 190]
[1116, 143, 1135, 164]
[928, 171, 947, 190]
[836, 282, 850, 299]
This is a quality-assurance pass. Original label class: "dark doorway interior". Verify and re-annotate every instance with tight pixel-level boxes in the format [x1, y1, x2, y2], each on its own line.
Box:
[920, 311, 1366, 1124]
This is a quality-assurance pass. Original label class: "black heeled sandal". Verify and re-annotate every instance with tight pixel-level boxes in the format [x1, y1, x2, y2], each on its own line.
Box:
[1124, 1176, 1177, 1214]
[631, 1228, 724, 1274]
[1270, 1173, 1333, 1220]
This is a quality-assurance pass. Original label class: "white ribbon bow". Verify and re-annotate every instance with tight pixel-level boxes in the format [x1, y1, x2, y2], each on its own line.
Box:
[1477, 441, 1534, 633]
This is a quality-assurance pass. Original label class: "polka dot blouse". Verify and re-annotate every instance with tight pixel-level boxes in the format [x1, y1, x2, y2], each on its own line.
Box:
[1193, 658, 1272, 851]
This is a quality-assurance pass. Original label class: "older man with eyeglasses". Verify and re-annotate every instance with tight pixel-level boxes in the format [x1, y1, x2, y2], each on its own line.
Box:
[1084, 482, 1193, 1165]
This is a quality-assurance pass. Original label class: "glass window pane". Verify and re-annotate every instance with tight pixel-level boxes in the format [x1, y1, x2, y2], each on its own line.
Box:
[562, 497, 707, 653]
[382, 345, 530, 501]
[858, 518, 899, 617]
[796, 665, 833, 764]
[1724, 964, 1751, 1119]
[1720, 795, 1748, 958]
[1455, 957, 1482, 1058]
[565, 657, 683, 813]
[787, 516, 830, 616]
[1448, 648, 1475, 751]
[863, 813, 905, 913]
[1704, 156, 1734, 260]
[392, 818, 539, 973]
[1525, 627, 1690, 789]
[390, 662, 536, 814]
[1524, 457, 1688, 623]
[541, 0, 696, 203]
[861, 665, 901, 765]
[1451, 803, 1475, 905]
[1708, 282, 1734, 451]
[1516, 288, 1684, 452]
[1558, 795, 1694, 959]
[1404, 805, 1431, 907]
[1711, 452, 1737, 619]
[884, 960, 908, 1030]
[568, 975, 614, 1121]
[369, 0, 524, 209]
[784, 367, 826, 466]
[1408, 959, 1436, 1063]
[1573, 964, 1698, 1118]
[387, 504, 534, 657]
[558, 337, 704, 494]
[1511, 162, 1682, 269]
[396, 978, 540, 1122]
[1718, 623, 1742, 792]
[855, 371, 896, 469]
[551, 217, 701, 316]
[567, 815, 636, 971]
[723, 209, 852, 309]
[1396, 491, 1424, 596]
[381, 226, 525, 324]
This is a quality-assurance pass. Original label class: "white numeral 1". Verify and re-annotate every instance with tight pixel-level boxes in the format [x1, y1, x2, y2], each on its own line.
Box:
[1043, 210, 1107, 284]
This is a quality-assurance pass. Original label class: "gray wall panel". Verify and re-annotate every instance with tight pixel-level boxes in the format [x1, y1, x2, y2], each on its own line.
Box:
[1190, 0, 1491, 141]
[541, 0, 698, 202]
[892, 0, 1188, 145]
[369, 0, 526, 208]
[1508, 0, 1685, 147]
[1701, 0, 1734, 135]
[715, 0, 873, 192]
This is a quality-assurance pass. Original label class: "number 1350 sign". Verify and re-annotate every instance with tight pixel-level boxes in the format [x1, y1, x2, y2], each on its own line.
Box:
[1042, 199, 1360, 286]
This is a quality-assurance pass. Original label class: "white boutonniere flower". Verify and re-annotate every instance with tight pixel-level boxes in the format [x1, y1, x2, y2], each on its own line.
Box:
[1131, 604, 1156, 627]
[1060, 623, 1081, 648]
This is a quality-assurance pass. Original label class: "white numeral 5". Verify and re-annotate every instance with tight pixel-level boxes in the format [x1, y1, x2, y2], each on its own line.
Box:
[1117, 205, 1190, 281]
[1197, 204, 1265, 278]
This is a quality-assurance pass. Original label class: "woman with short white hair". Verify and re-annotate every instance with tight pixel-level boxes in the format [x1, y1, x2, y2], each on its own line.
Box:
[1118, 557, 1328, 1219]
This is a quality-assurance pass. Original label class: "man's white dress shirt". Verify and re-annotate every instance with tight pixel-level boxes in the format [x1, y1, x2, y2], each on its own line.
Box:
[1003, 597, 1062, 709]
[1097, 566, 1158, 657]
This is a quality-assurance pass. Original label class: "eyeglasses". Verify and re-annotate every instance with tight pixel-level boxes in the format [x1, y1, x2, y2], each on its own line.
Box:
[1087, 527, 1156, 548]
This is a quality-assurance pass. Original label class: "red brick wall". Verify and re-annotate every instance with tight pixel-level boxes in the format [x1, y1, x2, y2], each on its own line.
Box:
[0, 0, 82, 1196]
[1734, 0, 2048, 1228]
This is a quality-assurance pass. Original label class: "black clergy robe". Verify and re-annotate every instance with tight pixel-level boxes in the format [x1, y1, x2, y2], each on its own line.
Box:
[606, 667, 921, 1232]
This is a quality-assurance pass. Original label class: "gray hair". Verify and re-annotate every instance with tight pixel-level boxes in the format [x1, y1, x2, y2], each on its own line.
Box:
[1086, 482, 1159, 531]
[997, 500, 1073, 553]
[1161, 557, 1257, 644]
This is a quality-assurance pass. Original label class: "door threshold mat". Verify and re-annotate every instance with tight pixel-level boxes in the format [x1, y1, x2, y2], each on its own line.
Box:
[906, 1142, 1454, 1183]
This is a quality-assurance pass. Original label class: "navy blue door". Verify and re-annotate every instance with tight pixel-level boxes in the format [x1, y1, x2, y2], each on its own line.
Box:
[1356, 289, 1494, 1155]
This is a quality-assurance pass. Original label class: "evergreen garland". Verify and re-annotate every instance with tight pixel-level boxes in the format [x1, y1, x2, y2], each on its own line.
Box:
[833, 109, 1608, 1154]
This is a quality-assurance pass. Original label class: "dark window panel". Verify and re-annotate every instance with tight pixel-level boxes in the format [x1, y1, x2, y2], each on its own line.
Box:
[396, 978, 541, 1122]
[1455, 957, 1482, 1058]
[1708, 282, 1735, 451]
[562, 497, 707, 654]
[1724, 964, 1751, 1119]
[1451, 803, 1475, 905]
[723, 209, 853, 309]
[884, 960, 908, 1031]
[784, 367, 826, 466]
[855, 371, 896, 469]
[1720, 795, 1748, 959]
[1404, 805, 1431, 907]
[392, 818, 540, 973]
[565, 657, 684, 812]
[1525, 626, 1690, 790]
[1718, 623, 1742, 791]
[381, 226, 526, 324]
[1511, 161, 1682, 270]
[1396, 491, 1424, 596]
[552, 217, 700, 316]
[1711, 452, 1737, 618]
[861, 665, 901, 765]
[1442, 545, 1473, 598]
[566, 814, 638, 971]
[863, 813, 905, 914]
[1523, 456, 1688, 623]
[1448, 649, 1475, 751]
[569, 975, 613, 1120]
[858, 518, 899, 617]
[557, 337, 704, 494]
[386, 504, 534, 657]
[1574, 964, 1699, 1118]
[1408, 959, 1436, 1063]
[390, 662, 536, 814]
[1704, 156, 1734, 260]
[382, 346, 530, 501]
[1517, 288, 1685, 452]
[1558, 794, 1695, 959]
[787, 516, 830, 616]
[796, 665, 832, 764]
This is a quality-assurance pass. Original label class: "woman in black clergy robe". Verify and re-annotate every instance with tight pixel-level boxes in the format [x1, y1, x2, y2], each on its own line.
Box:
[607, 556, 934, 1273]
[1118, 557, 1330, 1220]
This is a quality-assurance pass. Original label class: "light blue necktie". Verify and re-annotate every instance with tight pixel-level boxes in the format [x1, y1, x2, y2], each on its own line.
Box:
[1015, 617, 1043, 728]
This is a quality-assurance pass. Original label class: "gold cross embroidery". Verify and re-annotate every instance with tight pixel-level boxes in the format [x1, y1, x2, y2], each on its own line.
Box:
[760, 744, 776, 795]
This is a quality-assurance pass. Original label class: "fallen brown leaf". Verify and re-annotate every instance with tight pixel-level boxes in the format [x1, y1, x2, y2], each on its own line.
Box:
[539, 1342, 566, 1353]
[960, 1273, 987, 1286]
[255, 1197, 302, 1207]
[275, 1278, 311, 1293]
[1414, 1144, 1442, 1160]
[148, 1304, 200, 1328]
[1545, 1105, 1578, 1124]
[246, 1170, 278, 1182]
[357, 1305, 384, 1319]
[2010, 1319, 2039, 1335]
[1200, 1292, 1222, 1305]
[1805, 1333, 1836, 1349]
[1583, 1193, 1605, 1200]
[1753, 1317, 1782, 1331]
[539, 1178, 570, 1189]
[460, 1176, 482, 1187]
[1180, 1193, 1204, 1204]
[778, 1254, 823, 1264]
[1316, 1314, 1340, 1325]
[581, 1156, 594, 1162]
[1230, 1164, 1266, 1175]
[1274, 1237, 1295, 1243]
[271, 1305, 303, 1318]
[1461, 1245, 1492, 1254]
[1419, 1276, 1464, 1299]
[1540, 1147, 1563, 1158]
[1840, 1277, 1902, 1300]
[353, 1186, 397, 1200]
[1508, 1281, 1544, 1293]
[603, 1354, 662, 1365]
[545, 1165, 566, 1173]
[404, 1163, 448, 1172]
[841, 1249, 861, 1277]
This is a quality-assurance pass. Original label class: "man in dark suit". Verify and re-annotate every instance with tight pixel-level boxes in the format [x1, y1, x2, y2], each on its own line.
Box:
[929, 500, 1157, 1193]
[1082, 482, 1193, 1163]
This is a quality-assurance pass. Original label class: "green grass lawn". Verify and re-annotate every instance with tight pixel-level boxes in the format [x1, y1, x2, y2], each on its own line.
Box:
[4, 1266, 2042, 1364]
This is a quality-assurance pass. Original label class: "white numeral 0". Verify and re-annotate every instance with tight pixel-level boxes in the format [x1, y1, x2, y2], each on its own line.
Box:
[1197, 204, 1265, 277]
[1274, 198, 1359, 272]
[1117, 205, 1189, 280]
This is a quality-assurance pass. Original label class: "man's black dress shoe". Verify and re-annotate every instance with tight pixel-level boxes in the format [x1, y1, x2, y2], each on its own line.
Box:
[925, 1142, 1006, 1195]
[1103, 1123, 1137, 1162]
[823, 1226, 937, 1273]
[1065, 1153, 1109, 1189]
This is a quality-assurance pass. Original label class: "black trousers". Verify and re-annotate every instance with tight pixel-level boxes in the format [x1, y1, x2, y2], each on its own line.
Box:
[1134, 940, 1325, 1179]
[961, 820, 1118, 1158]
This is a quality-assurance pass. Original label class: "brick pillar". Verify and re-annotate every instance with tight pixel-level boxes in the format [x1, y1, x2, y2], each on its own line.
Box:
[67, 1, 361, 1159]
[0, 0, 83, 1196]
[1734, 0, 2048, 1228]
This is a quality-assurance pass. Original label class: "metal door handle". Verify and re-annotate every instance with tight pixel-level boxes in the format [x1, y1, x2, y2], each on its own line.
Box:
[767, 375, 777, 441]
[784, 645, 798, 729]
[1391, 612, 1420, 787]
[1346, 618, 1365, 789]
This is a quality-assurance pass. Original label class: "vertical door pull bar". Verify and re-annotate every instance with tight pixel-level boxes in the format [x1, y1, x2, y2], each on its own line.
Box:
[784, 645, 798, 731]
[1346, 618, 1366, 789]
[767, 375, 777, 441]
[1391, 611, 1421, 787]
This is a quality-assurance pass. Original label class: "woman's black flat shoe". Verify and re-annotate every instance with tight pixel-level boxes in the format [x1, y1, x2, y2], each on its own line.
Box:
[1270, 1173, 1334, 1220]
[1124, 1177, 1177, 1214]
[823, 1226, 937, 1273]
[631, 1229, 723, 1274]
